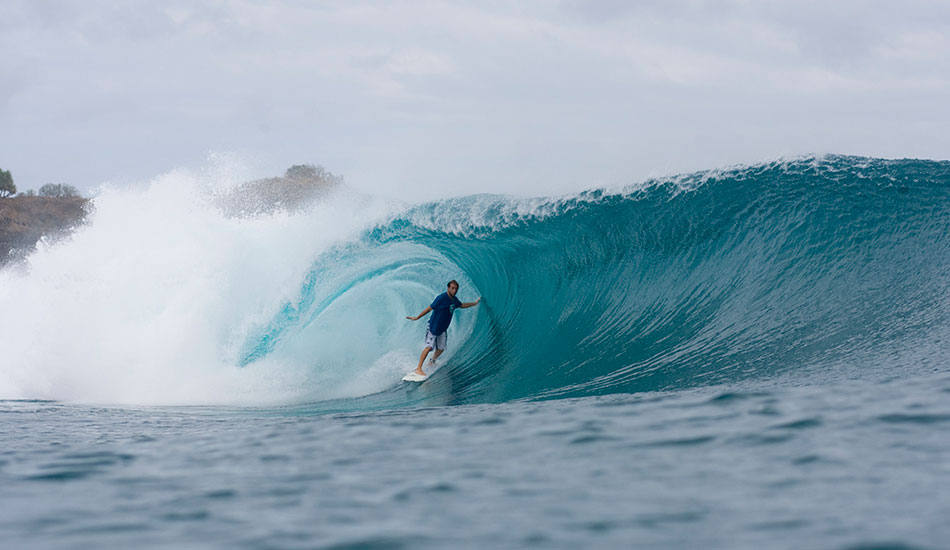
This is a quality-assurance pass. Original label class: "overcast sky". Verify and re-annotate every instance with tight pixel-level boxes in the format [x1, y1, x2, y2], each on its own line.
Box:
[2, 1, 949, 197]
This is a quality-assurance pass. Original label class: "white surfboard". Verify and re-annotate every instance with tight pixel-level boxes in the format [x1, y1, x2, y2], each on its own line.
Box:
[402, 361, 443, 383]
[402, 372, 429, 382]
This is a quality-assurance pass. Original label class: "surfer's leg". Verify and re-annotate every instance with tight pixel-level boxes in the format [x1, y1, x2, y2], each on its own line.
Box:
[428, 332, 446, 365]
[416, 346, 432, 375]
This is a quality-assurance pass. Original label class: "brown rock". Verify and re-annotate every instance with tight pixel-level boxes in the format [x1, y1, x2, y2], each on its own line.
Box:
[0, 196, 91, 263]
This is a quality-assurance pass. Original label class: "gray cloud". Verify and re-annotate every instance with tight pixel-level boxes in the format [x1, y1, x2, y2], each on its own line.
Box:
[1, 0, 948, 197]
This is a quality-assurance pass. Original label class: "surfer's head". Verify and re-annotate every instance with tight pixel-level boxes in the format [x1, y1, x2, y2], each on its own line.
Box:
[447, 280, 459, 297]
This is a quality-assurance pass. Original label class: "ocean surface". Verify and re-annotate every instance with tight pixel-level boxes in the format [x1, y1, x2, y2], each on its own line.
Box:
[2, 155, 949, 548]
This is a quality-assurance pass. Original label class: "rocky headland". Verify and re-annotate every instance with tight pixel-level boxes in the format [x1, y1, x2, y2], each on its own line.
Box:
[0, 196, 91, 264]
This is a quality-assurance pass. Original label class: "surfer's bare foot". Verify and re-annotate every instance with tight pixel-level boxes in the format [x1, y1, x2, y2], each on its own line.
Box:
[413, 368, 425, 376]
[428, 359, 436, 366]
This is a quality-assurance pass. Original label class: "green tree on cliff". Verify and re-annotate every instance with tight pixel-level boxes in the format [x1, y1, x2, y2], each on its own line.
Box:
[0, 169, 15, 198]
[38, 183, 80, 198]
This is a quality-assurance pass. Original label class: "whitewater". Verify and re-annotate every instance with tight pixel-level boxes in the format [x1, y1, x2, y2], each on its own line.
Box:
[2, 155, 949, 549]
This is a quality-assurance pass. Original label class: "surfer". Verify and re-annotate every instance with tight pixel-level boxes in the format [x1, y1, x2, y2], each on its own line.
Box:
[406, 280, 480, 377]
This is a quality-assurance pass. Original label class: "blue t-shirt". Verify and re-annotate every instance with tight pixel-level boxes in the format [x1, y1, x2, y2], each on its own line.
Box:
[428, 292, 463, 336]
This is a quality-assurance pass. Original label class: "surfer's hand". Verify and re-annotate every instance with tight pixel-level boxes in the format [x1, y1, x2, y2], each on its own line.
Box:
[406, 315, 416, 321]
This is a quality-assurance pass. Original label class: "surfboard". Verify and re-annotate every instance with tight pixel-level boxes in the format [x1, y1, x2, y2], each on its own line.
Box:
[402, 372, 429, 382]
[402, 361, 442, 383]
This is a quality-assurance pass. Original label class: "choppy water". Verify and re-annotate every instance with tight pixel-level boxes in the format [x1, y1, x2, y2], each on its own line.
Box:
[4, 370, 950, 549]
[2, 155, 949, 547]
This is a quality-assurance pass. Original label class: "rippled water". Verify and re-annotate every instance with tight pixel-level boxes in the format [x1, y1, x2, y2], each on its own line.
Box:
[4, 368, 949, 549]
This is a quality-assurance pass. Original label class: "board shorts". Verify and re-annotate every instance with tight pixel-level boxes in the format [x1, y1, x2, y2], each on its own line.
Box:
[425, 329, 447, 351]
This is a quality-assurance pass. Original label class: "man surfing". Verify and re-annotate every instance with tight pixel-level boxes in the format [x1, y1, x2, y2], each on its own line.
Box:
[405, 279, 480, 378]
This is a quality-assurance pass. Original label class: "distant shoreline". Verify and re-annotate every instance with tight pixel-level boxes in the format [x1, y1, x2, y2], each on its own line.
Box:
[0, 164, 340, 265]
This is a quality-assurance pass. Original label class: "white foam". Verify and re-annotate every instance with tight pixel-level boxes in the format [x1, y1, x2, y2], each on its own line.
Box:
[0, 162, 403, 405]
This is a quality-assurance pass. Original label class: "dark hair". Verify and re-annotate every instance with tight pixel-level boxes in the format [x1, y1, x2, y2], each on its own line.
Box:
[447, 280, 459, 289]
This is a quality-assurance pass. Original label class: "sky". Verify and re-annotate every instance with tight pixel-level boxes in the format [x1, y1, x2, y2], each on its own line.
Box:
[1, 0, 949, 198]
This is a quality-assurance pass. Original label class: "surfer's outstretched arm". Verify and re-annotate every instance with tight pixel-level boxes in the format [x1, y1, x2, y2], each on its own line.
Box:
[460, 297, 481, 309]
[406, 306, 432, 321]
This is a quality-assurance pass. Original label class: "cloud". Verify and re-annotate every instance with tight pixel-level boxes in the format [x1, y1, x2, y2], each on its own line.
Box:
[1, 0, 948, 196]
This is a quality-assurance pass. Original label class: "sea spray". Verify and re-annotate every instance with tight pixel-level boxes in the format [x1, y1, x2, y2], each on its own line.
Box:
[0, 164, 398, 404]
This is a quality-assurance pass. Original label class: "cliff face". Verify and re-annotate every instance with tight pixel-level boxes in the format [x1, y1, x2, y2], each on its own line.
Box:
[0, 196, 90, 263]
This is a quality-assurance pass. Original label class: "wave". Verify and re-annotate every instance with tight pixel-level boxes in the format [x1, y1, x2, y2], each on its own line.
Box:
[2, 156, 950, 407]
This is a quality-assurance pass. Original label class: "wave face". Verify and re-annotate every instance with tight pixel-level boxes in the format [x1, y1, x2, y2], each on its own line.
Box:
[242, 155, 950, 406]
[2, 156, 950, 406]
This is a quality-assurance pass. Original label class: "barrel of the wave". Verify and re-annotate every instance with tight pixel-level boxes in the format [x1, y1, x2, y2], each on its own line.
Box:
[385, 156, 950, 403]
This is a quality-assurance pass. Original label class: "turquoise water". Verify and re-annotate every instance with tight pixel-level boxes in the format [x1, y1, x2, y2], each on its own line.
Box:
[242, 155, 950, 406]
[2, 155, 950, 548]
